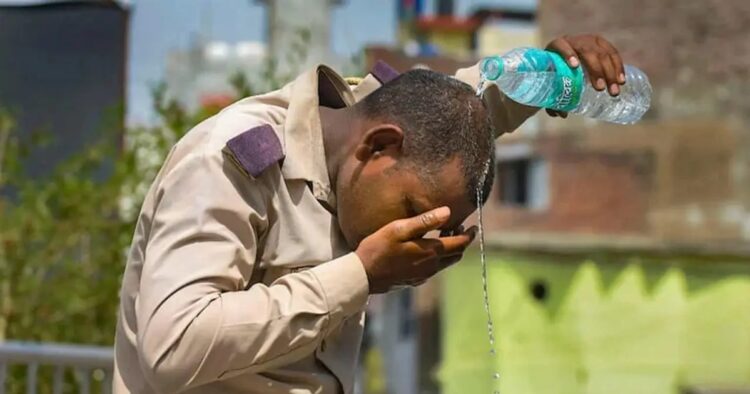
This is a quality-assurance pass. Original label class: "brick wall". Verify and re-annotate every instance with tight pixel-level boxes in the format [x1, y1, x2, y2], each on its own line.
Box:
[539, 0, 750, 87]
[484, 137, 651, 235]
[485, 118, 745, 241]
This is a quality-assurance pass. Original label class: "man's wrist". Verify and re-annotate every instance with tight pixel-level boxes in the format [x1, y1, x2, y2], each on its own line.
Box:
[310, 252, 369, 316]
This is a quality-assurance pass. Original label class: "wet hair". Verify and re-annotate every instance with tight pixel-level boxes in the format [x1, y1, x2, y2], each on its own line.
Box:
[356, 69, 495, 206]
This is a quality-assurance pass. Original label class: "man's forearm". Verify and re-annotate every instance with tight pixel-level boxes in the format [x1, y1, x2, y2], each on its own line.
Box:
[137, 253, 368, 393]
[453, 63, 539, 138]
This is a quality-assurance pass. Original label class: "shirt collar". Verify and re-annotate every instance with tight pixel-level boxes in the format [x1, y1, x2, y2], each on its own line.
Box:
[280, 65, 355, 208]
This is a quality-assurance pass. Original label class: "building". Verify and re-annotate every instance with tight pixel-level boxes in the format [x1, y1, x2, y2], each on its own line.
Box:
[0, 0, 129, 179]
[257, 0, 345, 77]
[165, 38, 267, 113]
[165, 0, 348, 114]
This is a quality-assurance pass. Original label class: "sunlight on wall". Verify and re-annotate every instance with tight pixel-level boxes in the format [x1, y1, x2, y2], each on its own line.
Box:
[440, 253, 750, 394]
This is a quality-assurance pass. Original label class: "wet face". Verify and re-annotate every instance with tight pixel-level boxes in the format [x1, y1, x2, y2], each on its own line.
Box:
[335, 138, 476, 249]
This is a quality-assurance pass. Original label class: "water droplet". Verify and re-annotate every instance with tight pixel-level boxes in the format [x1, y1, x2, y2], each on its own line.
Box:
[493, 373, 500, 379]
[489, 348, 496, 355]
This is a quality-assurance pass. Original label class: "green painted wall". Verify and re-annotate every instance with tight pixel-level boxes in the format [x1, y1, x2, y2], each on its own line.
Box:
[438, 252, 750, 394]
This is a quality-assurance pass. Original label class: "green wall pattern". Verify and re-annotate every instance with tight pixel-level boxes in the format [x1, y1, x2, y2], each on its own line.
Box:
[439, 252, 750, 394]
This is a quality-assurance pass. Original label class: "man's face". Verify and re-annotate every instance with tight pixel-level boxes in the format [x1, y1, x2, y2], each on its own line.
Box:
[335, 153, 476, 249]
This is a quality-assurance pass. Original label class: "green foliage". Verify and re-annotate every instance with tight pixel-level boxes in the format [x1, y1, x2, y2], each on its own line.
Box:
[0, 77, 232, 343]
[0, 83, 233, 392]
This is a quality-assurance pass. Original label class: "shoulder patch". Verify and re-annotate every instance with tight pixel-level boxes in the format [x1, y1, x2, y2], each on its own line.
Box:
[225, 124, 284, 177]
[371, 60, 400, 85]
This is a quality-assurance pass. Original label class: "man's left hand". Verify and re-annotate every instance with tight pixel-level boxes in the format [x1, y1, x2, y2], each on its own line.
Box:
[545, 34, 626, 118]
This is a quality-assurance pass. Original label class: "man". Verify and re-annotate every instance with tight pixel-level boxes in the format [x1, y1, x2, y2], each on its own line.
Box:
[114, 34, 625, 393]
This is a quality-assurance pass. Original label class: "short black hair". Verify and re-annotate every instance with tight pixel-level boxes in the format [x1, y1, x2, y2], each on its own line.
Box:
[356, 69, 495, 206]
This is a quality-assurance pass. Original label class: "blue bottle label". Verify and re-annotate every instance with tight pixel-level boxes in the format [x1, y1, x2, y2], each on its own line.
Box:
[546, 52, 584, 112]
[482, 49, 586, 112]
[518, 50, 584, 111]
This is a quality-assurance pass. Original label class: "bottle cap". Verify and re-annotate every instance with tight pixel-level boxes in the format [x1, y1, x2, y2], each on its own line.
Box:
[480, 57, 504, 81]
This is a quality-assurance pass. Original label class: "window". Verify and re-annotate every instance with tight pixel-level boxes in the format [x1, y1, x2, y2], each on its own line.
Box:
[497, 158, 549, 210]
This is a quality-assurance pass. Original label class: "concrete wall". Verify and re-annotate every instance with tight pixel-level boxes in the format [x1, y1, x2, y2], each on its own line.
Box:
[261, 0, 339, 76]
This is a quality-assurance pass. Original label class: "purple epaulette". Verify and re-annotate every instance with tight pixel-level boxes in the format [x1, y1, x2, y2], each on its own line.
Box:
[225, 124, 284, 177]
[371, 60, 400, 85]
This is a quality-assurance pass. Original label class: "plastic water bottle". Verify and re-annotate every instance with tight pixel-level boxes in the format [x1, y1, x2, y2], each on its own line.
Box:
[479, 47, 652, 124]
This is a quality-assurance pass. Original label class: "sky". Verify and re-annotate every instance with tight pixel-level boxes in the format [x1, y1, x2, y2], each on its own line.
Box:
[127, 0, 537, 124]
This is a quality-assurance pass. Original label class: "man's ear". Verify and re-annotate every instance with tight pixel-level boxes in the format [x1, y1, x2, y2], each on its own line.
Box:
[354, 124, 404, 161]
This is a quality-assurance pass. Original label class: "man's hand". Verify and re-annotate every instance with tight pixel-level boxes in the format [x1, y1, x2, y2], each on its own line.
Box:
[355, 207, 477, 294]
[545, 34, 626, 118]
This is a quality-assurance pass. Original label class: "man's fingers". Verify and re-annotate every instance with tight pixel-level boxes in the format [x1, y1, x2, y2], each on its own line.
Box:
[599, 54, 620, 96]
[596, 36, 625, 85]
[435, 232, 474, 255]
[411, 238, 446, 257]
[546, 36, 579, 68]
[426, 251, 464, 278]
[595, 36, 626, 84]
[465, 225, 478, 241]
[439, 253, 464, 269]
[609, 53, 625, 84]
[410, 230, 473, 258]
[440, 224, 464, 238]
[546, 109, 568, 119]
[581, 52, 606, 91]
[392, 206, 451, 241]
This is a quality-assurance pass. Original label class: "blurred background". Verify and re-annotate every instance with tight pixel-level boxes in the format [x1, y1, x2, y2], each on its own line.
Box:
[0, 0, 748, 393]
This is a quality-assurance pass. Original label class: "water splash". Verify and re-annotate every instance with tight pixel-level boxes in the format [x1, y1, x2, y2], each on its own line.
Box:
[476, 75, 487, 97]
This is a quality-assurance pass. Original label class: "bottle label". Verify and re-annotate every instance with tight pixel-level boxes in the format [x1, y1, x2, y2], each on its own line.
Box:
[546, 52, 584, 112]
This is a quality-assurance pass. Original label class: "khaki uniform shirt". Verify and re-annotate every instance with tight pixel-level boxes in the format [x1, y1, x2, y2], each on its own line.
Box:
[113, 63, 535, 394]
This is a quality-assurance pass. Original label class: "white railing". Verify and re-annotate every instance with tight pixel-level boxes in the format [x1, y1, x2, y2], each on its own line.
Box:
[0, 341, 113, 394]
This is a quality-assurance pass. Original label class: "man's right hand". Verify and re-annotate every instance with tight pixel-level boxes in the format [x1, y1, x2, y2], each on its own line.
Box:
[355, 207, 477, 294]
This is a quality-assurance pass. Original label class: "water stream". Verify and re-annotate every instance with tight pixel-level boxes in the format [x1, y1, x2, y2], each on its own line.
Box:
[475, 160, 500, 394]
[477, 74, 500, 392]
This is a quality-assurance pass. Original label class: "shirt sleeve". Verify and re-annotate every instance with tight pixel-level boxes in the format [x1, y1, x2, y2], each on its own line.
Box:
[453, 63, 540, 138]
[135, 151, 369, 393]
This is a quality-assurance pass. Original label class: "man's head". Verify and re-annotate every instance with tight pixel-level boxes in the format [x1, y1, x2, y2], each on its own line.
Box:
[332, 69, 495, 248]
